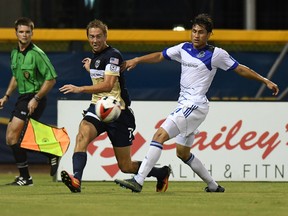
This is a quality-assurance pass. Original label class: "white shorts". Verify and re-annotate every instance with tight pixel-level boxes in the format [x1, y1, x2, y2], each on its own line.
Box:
[161, 102, 209, 147]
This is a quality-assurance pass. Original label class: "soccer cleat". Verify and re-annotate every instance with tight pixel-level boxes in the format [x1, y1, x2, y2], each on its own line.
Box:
[115, 177, 142, 193]
[6, 176, 33, 186]
[49, 156, 60, 176]
[61, 170, 81, 193]
[156, 165, 171, 192]
[205, 185, 225, 192]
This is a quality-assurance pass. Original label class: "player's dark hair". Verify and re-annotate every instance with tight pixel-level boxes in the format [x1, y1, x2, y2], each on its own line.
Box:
[86, 19, 108, 37]
[14, 17, 34, 31]
[191, 14, 213, 33]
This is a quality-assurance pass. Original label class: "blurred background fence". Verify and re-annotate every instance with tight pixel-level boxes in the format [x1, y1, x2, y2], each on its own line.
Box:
[1, 28, 287, 103]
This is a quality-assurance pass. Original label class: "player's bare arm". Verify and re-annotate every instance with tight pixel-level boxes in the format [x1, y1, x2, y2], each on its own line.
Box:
[0, 77, 17, 109]
[59, 84, 81, 94]
[59, 75, 117, 94]
[124, 52, 164, 71]
[234, 64, 279, 96]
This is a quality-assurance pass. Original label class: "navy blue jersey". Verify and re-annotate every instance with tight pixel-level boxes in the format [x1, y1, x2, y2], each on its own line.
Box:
[89, 46, 131, 108]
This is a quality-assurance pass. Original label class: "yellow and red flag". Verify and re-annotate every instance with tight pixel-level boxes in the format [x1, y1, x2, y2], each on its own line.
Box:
[20, 118, 70, 156]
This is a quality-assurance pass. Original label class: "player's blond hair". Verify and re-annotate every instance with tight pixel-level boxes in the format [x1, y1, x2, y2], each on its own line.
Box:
[86, 19, 108, 37]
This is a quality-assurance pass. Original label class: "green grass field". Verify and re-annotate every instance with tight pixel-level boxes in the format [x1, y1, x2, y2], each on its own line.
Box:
[0, 173, 287, 216]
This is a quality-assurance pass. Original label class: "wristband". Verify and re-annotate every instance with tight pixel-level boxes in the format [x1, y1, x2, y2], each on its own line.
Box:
[5, 94, 10, 99]
[34, 95, 41, 102]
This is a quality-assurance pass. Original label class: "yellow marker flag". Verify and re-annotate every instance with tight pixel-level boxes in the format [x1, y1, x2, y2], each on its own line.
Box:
[20, 118, 70, 156]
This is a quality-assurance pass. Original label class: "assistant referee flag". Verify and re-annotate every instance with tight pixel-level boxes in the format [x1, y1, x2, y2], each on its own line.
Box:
[20, 118, 70, 156]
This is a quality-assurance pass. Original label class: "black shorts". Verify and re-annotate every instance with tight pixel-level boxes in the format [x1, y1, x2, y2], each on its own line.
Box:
[83, 104, 136, 147]
[10, 93, 47, 121]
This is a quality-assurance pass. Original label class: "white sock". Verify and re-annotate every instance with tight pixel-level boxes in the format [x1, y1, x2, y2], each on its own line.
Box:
[134, 141, 162, 185]
[185, 153, 218, 190]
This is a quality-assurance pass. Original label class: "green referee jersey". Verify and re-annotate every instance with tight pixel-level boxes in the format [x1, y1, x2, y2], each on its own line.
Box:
[10, 43, 57, 94]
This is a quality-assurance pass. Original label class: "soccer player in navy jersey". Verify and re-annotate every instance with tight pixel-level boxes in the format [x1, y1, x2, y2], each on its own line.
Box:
[115, 13, 279, 192]
[59, 19, 170, 193]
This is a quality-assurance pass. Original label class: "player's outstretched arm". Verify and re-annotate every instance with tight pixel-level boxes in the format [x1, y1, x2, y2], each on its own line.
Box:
[122, 52, 164, 71]
[234, 64, 279, 96]
[59, 84, 82, 94]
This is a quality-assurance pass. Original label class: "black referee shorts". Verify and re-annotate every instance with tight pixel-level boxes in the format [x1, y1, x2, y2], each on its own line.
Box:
[10, 93, 47, 121]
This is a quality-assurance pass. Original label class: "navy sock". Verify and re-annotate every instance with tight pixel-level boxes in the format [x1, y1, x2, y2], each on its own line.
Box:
[137, 161, 165, 179]
[72, 152, 87, 181]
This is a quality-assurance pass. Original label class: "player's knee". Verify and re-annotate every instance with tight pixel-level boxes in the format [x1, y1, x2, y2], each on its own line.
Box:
[76, 132, 85, 142]
[176, 152, 185, 161]
[176, 150, 190, 162]
[74, 132, 89, 151]
[176, 144, 191, 161]
[6, 141, 14, 146]
[152, 128, 169, 143]
[118, 165, 130, 173]
[6, 133, 18, 146]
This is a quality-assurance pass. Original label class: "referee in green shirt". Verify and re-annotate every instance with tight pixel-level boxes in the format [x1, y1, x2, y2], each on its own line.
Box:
[0, 17, 58, 186]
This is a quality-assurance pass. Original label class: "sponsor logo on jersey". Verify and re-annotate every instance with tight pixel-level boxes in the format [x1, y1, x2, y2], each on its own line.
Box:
[90, 69, 104, 78]
[181, 61, 198, 68]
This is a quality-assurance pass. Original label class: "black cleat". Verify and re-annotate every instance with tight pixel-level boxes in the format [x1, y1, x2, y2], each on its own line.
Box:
[205, 185, 225, 192]
[6, 176, 33, 186]
[61, 170, 81, 193]
[156, 165, 171, 192]
[115, 178, 142, 193]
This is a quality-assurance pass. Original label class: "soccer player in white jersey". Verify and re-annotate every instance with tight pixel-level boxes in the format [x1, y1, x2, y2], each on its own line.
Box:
[115, 13, 279, 193]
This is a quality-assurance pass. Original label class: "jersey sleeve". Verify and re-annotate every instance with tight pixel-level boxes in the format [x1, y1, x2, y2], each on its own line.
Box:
[10, 49, 18, 77]
[162, 42, 185, 63]
[35, 51, 58, 80]
[104, 52, 122, 76]
[213, 47, 239, 71]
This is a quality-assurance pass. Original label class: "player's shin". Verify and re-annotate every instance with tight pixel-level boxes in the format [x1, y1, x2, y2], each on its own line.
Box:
[135, 141, 163, 185]
[72, 152, 87, 181]
[183, 153, 218, 190]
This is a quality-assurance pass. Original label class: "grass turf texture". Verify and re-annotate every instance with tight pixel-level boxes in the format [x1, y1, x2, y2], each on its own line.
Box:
[0, 173, 287, 216]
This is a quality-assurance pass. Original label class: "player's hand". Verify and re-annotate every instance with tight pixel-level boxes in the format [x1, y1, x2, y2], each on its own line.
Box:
[27, 98, 38, 115]
[266, 80, 279, 96]
[120, 61, 127, 72]
[0, 96, 8, 109]
[59, 84, 82, 94]
[121, 58, 138, 72]
[82, 58, 91, 72]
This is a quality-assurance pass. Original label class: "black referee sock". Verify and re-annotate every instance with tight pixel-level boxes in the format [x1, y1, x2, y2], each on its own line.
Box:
[40, 151, 57, 160]
[11, 144, 30, 179]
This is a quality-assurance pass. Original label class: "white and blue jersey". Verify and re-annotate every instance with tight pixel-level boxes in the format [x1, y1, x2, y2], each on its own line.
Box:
[162, 42, 239, 105]
[161, 42, 239, 145]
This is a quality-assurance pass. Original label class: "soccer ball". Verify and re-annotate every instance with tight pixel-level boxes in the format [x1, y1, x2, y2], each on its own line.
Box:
[95, 96, 121, 123]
